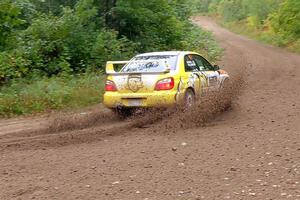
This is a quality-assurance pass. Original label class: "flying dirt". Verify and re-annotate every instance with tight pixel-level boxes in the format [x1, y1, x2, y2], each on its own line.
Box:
[0, 16, 299, 200]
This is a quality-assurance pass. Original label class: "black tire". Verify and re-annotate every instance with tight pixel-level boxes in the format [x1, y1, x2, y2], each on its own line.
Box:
[184, 89, 195, 109]
[113, 107, 134, 118]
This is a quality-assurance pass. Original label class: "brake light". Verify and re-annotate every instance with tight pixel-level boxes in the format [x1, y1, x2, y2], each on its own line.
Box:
[105, 80, 117, 91]
[155, 77, 174, 91]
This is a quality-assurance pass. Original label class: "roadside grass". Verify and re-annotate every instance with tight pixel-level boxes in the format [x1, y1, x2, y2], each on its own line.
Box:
[219, 20, 300, 54]
[0, 73, 105, 117]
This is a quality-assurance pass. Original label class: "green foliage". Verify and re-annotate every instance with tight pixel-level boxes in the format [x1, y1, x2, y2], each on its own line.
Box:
[199, 0, 300, 53]
[0, 0, 136, 80]
[0, 0, 23, 50]
[267, 0, 300, 51]
[199, 0, 283, 24]
[181, 25, 223, 61]
[243, 0, 282, 22]
[0, 73, 105, 117]
[1, 0, 222, 81]
[0, 0, 224, 116]
[29, 0, 78, 15]
[112, 0, 184, 51]
[270, 0, 300, 39]
[0, 49, 31, 80]
[218, 0, 247, 22]
[170, 0, 198, 19]
[195, 0, 213, 13]
[91, 30, 137, 69]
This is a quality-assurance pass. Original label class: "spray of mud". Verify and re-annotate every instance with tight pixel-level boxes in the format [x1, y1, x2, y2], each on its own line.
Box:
[130, 70, 246, 131]
[34, 64, 247, 150]
[1, 69, 246, 152]
[47, 109, 119, 133]
[46, 69, 246, 134]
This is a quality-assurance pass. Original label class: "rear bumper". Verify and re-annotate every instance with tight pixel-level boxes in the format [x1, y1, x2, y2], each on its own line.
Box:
[103, 91, 178, 108]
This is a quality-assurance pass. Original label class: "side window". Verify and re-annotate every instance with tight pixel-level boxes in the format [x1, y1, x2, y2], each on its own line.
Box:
[193, 55, 205, 71]
[202, 57, 214, 71]
[184, 55, 200, 72]
[193, 55, 213, 71]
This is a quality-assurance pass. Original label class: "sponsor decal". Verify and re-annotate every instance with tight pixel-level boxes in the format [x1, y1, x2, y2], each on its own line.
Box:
[127, 74, 143, 92]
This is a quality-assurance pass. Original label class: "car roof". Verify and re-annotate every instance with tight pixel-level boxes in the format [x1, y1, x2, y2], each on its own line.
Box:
[136, 51, 198, 57]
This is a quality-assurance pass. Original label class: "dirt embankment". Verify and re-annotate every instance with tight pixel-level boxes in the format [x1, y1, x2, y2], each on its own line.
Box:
[0, 16, 300, 200]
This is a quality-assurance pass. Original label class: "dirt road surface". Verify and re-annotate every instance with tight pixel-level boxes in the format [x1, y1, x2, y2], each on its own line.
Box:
[1, 16, 299, 200]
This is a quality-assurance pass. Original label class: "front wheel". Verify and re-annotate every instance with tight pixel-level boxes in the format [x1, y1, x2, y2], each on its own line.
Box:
[221, 78, 230, 90]
[220, 78, 232, 110]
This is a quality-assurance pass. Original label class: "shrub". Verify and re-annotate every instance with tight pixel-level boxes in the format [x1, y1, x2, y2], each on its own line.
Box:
[0, 73, 105, 117]
[0, 0, 23, 50]
[269, 0, 300, 41]
[0, 4, 137, 80]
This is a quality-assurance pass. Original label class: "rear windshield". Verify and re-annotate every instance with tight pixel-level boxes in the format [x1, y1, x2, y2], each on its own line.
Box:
[121, 55, 178, 73]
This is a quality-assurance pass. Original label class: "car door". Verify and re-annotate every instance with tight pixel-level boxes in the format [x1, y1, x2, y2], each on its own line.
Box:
[183, 55, 205, 96]
[192, 55, 220, 90]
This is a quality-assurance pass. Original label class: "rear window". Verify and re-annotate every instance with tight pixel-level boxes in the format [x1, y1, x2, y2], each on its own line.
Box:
[121, 55, 178, 73]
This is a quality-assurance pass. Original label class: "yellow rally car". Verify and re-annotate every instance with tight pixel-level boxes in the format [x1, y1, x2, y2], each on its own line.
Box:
[103, 51, 229, 114]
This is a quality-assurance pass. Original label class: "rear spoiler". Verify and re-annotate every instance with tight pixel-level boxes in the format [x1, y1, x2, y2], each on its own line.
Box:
[105, 61, 171, 75]
[106, 61, 130, 74]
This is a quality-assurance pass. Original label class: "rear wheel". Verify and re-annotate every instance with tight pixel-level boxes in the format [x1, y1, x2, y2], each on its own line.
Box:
[113, 107, 134, 118]
[184, 89, 195, 109]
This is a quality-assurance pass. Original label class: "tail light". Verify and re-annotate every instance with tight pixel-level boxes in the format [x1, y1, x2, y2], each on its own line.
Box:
[155, 77, 174, 91]
[105, 80, 117, 91]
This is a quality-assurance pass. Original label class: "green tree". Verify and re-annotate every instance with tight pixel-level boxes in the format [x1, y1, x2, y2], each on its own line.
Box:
[0, 0, 223, 81]
[0, 0, 23, 50]
[217, 0, 247, 22]
[29, 0, 77, 15]
[0, 0, 136, 79]
[111, 0, 186, 51]
[270, 0, 300, 39]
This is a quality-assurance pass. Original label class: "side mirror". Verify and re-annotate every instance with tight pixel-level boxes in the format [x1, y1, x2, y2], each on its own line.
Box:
[213, 65, 220, 71]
